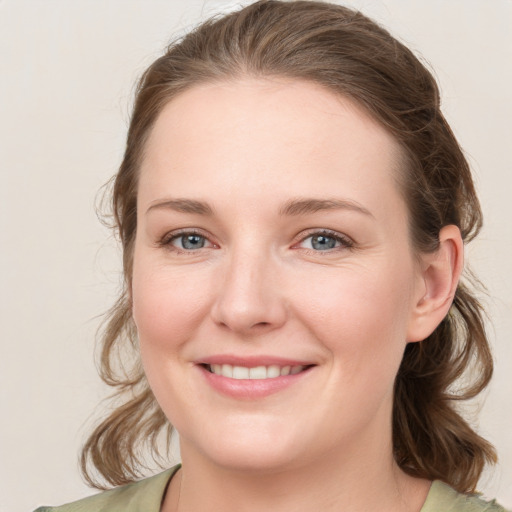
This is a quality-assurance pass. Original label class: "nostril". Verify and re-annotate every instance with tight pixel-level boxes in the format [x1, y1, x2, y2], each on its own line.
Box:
[252, 321, 271, 328]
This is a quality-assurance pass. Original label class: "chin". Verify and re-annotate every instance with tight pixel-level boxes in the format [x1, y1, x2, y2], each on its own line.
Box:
[181, 415, 310, 473]
[204, 445, 303, 475]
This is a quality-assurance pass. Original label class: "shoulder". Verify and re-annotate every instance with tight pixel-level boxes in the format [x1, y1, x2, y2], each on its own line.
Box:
[422, 480, 510, 512]
[32, 466, 179, 512]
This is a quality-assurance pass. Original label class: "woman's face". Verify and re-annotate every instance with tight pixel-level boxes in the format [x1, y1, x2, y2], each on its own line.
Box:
[132, 78, 426, 472]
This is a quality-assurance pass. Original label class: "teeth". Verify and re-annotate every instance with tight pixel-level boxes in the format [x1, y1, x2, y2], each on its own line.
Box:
[267, 365, 280, 378]
[221, 364, 233, 378]
[208, 364, 306, 379]
[249, 366, 267, 379]
[281, 366, 291, 376]
[233, 366, 249, 379]
[290, 365, 303, 375]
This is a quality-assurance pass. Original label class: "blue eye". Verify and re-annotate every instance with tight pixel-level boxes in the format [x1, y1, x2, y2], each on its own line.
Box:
[172, 233, 207, 250]
[298, 231, 352, 252]
[310, 234, 338, 250]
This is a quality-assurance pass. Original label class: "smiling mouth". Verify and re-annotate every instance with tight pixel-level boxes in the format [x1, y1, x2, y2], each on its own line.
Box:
[202, 364, 312, 380]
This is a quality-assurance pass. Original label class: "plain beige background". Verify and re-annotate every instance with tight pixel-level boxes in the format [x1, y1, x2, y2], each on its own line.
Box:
[1, 1, 511, 511]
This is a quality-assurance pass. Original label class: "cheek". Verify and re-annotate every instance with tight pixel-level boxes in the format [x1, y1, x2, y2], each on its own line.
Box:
[293, 260, 415, 371]
[130, 261, 213, 428]
[131, 261, 212, 356]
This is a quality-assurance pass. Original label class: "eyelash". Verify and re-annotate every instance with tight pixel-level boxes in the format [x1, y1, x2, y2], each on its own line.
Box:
[158, 229, 214, 254]
[157, 228, 354, 254]
[294, 229, 354, 253]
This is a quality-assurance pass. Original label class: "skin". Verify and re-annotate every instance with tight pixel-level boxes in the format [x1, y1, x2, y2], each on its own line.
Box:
[131, 78, 462, 512]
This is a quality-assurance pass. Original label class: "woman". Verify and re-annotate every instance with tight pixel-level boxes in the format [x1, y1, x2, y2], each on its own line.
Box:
[34, 1, 509, 511]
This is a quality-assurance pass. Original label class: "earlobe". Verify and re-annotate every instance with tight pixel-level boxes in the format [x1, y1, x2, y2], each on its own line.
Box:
[407, 225, 463, 342]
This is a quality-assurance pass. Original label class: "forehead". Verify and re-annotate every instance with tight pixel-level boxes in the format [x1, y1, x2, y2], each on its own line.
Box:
[138, 78, 404, 216]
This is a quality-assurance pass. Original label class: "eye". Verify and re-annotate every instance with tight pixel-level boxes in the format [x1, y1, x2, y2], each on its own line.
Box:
[173, 233, 207, 250]
[297, 230, 353, 252]
[160, 230, 214, 252]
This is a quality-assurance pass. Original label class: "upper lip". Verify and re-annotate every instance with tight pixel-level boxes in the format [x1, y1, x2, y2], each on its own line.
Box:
[196, 355, 316, 367]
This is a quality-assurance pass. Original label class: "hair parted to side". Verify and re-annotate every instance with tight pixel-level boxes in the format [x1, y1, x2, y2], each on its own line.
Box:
[81, 0, 496, 492]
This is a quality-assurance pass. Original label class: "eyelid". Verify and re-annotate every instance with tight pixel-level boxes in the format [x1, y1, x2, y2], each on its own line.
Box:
[293, 229, 355, 251]
[158, 228, 217, 252]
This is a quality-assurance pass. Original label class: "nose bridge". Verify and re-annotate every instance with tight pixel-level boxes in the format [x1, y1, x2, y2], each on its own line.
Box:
[211, 239, 286, 333]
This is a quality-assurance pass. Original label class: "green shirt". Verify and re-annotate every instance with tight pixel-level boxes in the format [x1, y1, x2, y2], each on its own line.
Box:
[34, 465, 509, 512]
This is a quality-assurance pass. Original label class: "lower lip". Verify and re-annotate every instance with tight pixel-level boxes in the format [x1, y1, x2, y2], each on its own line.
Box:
[198, 365, 313, 399]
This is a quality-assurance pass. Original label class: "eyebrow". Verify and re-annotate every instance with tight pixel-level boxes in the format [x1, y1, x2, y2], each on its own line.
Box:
[279, 198, 374, 218]
[146, 197, 373, 218]
[146, 198, 213, 215]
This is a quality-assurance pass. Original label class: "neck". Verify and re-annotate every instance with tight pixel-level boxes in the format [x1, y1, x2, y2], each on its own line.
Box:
[162, 435, 430, 512]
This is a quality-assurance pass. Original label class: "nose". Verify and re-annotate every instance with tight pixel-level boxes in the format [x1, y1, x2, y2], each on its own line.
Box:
[210, 248, 287, 335]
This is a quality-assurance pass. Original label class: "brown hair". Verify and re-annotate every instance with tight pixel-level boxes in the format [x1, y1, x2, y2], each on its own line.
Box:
[81, 0, 496, 492]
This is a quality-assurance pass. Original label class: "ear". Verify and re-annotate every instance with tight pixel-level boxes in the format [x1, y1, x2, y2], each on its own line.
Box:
[407, 225, 463, 343]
